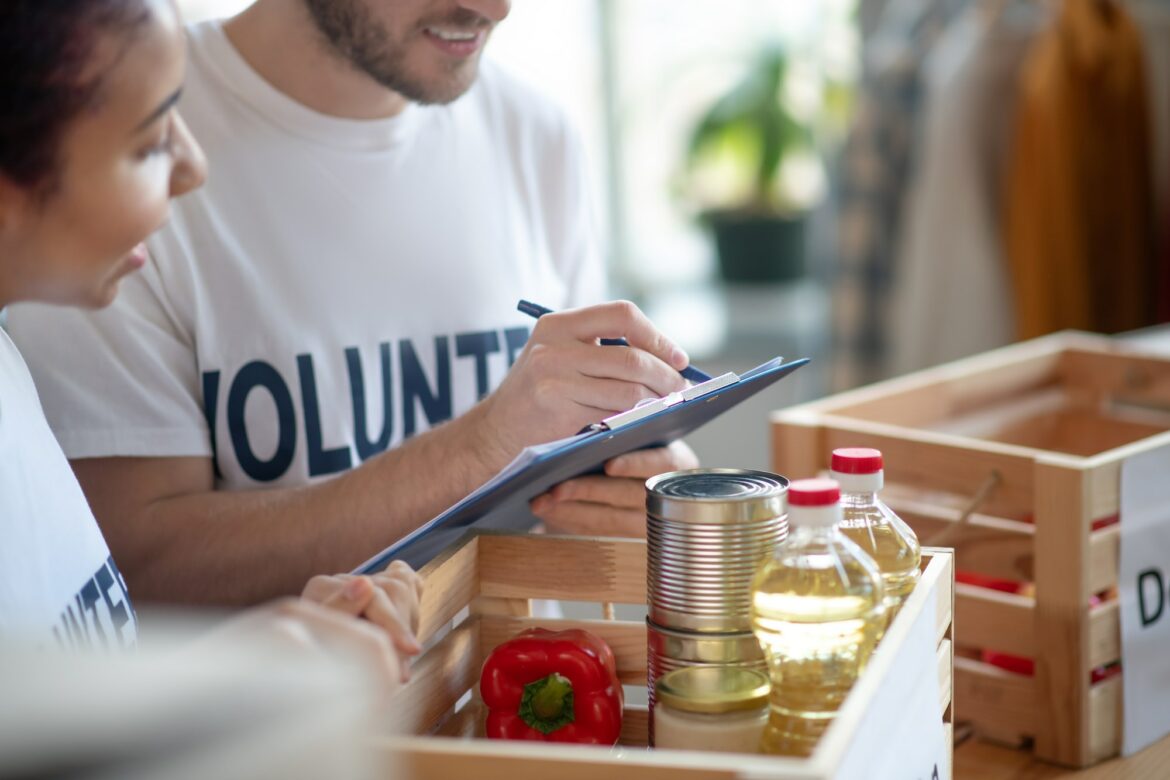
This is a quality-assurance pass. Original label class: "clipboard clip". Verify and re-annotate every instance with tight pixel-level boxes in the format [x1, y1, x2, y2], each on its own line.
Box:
[579, 371, 741, 433]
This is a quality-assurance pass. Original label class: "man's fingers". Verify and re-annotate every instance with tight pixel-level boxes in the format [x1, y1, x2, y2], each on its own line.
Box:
[548, 301, 689, 373]
[535, 499, 646, 538]
[532, 339, 683, 401]
[540, 475, 644, 510]
[606, 441, 700, 478]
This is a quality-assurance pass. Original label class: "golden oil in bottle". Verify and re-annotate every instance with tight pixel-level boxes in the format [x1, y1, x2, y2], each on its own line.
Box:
[750, 478, 885, 757]
[831, 448, 920, 625]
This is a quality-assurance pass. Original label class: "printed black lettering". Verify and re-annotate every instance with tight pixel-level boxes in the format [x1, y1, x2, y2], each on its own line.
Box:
[346, 344, 394, 461]
[400, 336, 452, 438]
[201, 370, 223, 480]
[455, 331, 501, 400]
[1139, 568, 1165, 627]
[227, 360, 297, 482]
[297, 354, 354, 477]
[504, 326, 530, 366]
[61, 603, 86, 647]
[78, 579, 106, 648]
[96, 559, 131, 646]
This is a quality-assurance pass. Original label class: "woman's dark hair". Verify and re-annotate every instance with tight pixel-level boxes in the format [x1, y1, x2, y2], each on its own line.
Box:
[0, 0, 151, 192]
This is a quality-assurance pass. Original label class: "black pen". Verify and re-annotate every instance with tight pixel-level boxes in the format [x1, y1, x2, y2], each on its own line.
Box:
[517, 299, 713, 383]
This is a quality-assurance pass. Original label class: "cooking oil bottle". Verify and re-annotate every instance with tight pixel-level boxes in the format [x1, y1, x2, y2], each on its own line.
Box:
[751, 478, 884, 757]
[830, 447, 921, 624]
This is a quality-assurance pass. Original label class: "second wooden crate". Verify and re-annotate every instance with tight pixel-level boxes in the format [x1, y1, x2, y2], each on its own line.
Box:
[771, 331, 1170, 767]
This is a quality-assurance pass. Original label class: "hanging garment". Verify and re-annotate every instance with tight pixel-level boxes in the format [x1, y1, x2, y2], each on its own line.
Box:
[1003, 0, 1155, 339]
[1130, 1, 1170, 323]
[889, 3, 1043, 374]
[831, 0, 968, 390]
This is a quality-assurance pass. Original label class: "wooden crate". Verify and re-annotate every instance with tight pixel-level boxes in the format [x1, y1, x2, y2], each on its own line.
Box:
[378, 531, 954, 780]
[771, 331, 1170, 768]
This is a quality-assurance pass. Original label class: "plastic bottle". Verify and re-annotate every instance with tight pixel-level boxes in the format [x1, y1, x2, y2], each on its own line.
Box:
[831, 447, 921, 623]
[750, 478, 885, 757]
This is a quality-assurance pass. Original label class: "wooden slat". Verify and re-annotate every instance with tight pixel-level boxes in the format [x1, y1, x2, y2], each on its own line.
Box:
[938, 637, 953, 717]
[619, 704, 648, 747]
[385, 621, 480, 736]
[1089, 524, 1121, 595]
[478, 617, 647, 684]
[923, 546, 956, 649]
[1059, 346, 1170, 399]
[954, 656, 1039, 739]
[778, 331, 1079, 426]
[769, 411, 825, 483]
[888, 486, 1035, 582]
[472, 596, 532, 618]
[1032, 459, 1093, 766]
[814, 417, 1042, 521]
[477, 535, 646, 604]
[384, 735, 814, 780]
[1089, 675, 1123, 764]
[954, 584, 1036, 658]
[1083, 430, 1170, 520]
[415, 533, 479, 645]
[1088, 600, 1121, 670]
[432, 700, 483, 739]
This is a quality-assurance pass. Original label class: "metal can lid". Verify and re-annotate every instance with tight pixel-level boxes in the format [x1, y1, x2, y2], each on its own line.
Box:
[646, 469, 787, 525]
[655, 666, 771, 714]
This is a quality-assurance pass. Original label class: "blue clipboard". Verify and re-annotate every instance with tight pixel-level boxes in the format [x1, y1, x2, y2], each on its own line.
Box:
[354, 356, 808, 572]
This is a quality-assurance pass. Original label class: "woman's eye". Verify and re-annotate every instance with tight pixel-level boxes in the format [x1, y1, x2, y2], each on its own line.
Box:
[138, 122, 174, 159]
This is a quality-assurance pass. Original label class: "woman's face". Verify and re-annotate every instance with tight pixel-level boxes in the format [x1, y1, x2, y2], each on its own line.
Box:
[1, 0, 205, 309]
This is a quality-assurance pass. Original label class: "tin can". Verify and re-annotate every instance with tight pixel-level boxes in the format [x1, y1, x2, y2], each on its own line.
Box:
[646, 619, 767, 745]
[646, 468, 788, 633]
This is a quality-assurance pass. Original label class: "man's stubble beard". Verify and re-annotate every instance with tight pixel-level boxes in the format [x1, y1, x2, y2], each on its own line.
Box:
[301, 0, 487, 105]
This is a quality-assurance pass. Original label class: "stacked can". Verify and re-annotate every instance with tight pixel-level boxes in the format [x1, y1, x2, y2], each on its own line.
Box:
[645, 468, 789, 744]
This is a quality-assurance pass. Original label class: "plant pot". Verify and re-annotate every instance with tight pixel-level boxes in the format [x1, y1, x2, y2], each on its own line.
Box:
[704, 210, 807, 284]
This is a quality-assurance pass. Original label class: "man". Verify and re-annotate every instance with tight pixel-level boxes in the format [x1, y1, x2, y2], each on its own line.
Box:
[8, 0, 697, 606]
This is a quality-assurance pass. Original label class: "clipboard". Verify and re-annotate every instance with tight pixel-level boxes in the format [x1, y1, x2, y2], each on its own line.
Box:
[355, 356, 809, 572]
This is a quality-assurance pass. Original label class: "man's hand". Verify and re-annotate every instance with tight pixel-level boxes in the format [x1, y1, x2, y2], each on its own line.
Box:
[529, 440, 700, 537]
[472, 301, 691, 468]
[301, 561, 424, 681]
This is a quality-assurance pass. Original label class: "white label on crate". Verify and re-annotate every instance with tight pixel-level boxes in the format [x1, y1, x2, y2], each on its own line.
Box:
[1120, 443, 1170, 756]
[834, 593, 948, 780]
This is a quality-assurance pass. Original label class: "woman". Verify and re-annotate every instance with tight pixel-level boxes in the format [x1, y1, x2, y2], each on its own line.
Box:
[0, 0, 421, 686]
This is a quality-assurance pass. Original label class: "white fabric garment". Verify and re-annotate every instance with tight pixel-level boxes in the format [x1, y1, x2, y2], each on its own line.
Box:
[889, 3, 1042, 375]
[8, 21, 605, 491]
[0, 330, 136, 648]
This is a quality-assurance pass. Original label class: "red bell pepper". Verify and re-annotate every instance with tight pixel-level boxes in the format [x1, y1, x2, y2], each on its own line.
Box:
[480, 627, 624, 745]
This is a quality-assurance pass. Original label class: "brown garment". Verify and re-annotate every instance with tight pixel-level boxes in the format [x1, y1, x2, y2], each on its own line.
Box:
[1003, 0, 1155, 339]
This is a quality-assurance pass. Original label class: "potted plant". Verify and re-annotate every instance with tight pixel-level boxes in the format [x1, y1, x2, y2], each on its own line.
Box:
[678, 45, 818, 284]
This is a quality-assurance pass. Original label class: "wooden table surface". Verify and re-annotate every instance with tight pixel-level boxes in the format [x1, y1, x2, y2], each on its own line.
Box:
[955, 733, 1170, 779]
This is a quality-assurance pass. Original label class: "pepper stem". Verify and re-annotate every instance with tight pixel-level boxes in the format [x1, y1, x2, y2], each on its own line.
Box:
[518, 673, 575, 734]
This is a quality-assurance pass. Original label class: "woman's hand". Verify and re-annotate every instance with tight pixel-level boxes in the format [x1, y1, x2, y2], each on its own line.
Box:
[301, 561, 424, 681]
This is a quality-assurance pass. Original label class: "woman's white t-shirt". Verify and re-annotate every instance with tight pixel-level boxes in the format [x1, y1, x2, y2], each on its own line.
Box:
[0, 329, 136, 648]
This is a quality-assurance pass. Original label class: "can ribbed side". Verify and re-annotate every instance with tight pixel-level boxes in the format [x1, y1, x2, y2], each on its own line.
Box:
[647, 513, 788, 632]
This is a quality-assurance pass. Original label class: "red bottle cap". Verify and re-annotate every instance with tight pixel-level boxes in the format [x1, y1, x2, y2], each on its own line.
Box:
[788, 478, 840, 507]
[831, 447, 883, 475]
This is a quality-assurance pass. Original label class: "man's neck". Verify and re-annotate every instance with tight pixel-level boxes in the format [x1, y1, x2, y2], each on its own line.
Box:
[222, 0, 408, 120]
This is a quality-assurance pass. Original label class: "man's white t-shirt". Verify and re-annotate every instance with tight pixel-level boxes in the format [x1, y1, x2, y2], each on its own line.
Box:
[8, 22, 605, 490]
[0, 330, 137, 648]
